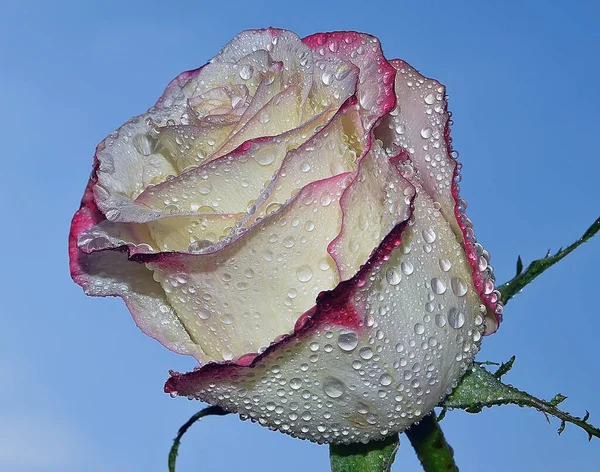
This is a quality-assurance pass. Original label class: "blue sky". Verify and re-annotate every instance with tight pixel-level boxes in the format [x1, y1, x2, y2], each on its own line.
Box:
[1, 0, 599, 471]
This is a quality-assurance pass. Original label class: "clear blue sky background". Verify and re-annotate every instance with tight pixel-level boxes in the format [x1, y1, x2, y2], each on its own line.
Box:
[1, 1, 598, 471]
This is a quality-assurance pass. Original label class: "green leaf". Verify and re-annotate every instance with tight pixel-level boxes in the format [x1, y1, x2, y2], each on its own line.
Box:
[442, 363, 600, 440]
[516, 255, 523, 276]
[169, 406, 229, 472]
[493, 355, 515, 378]
[499, 216, 600, 304]
[330, 435, 399, 472]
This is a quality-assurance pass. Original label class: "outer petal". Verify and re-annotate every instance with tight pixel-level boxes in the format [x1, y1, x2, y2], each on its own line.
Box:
[165, 185, 483, 444]
[69, 178, 204, 359]
[374, 60, 502, 333]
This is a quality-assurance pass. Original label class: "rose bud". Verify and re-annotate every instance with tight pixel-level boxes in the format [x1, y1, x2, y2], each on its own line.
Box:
[70, 28, 502, 444]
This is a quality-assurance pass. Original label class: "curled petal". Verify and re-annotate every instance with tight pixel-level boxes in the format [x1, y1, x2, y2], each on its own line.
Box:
[303, 32, 397, 130]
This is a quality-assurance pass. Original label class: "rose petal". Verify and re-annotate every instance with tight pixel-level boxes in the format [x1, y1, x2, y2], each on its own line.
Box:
[135, 108, 334, 217]
[69, 181, 203, 359]
[329, 143, 414, 280]
[222, 61, 285, 139]
[302, 32, 397, 130]
[145, 213, 242, 252]
[155, 121, 236, 173]
[164, 184, 483, 444]
[244, 100, 363, 227]
[213, 28, 314, 102]
[374, 60, 502, 333]
[216, 81, 303, 155]
[374, 60, 457, 233]
[142, 174, 351, 362]
[302, 57, 359, 122]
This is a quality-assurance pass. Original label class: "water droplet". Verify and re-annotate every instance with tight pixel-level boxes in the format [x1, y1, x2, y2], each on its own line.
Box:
[401, 261, 414, 275]
[283, 236, 295, 248]
[304, 220, 315, 232]
[379, 373, 392, 386]
[323, 377, 345, 398]
[420, 127, 432, 139]
[256, 150, 276, 167]
[422, 228, 436, 243]
[337, 331, 359, 351]
[448, 308, 465, 329]
[414, 323, 425, 335]
[239, 65, 254, 80]
[424, 93, 436, 105]
[451, 277, 468, 297]
[259, 112, 271, 124]
[321, 71, 334, 85]
[296, 265, 313, 282]
[435, 313, 447, 327]
[359, 347, 373, 360]
[290, 378, 302, 390]
[431, 278, 447, 295]
[439, 258, 452, 272]
[133, 134, 157, 156]
[334, 64, 352, 80]
[385, 267, 402, 286]
[198, 182, 212, 195]
[299, 51, 310, 67]
[320, 193, 333, 206]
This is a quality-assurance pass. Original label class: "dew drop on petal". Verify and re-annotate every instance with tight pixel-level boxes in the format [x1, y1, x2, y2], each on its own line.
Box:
[448, 308, 465, 329]
[450, 277, 468, 297]
[414, 323, 425, 335]
[439, 258, 452, 272]
[401, 261, 414, 276]
[420, 127, 432, 139]
[431, 278, 447, 295]
[422, 228, 436, 243]
[337, 331, 359, 352]
[424, 93, 436, 105]
[323, 377, 345, 398]
[359, 346, 373, 360]
[290, 378, 303, 390]
[296, 265, 313, 282]
[379, 373, 392, 386]
[239, 65, 254, 80]
[385, 267, 402, 286]
[256, 150, 276, 166]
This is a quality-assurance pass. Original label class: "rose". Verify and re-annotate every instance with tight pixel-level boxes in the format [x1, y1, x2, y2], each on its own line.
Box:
[69, 28, 502, 444]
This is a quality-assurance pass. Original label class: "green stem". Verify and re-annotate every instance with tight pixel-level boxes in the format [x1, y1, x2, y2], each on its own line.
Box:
[405, 413, 458, 472]
[499, 216, 599, 304]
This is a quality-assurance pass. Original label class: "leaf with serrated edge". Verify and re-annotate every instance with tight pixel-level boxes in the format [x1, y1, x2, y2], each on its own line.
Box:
[442, 363, 599, 440]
